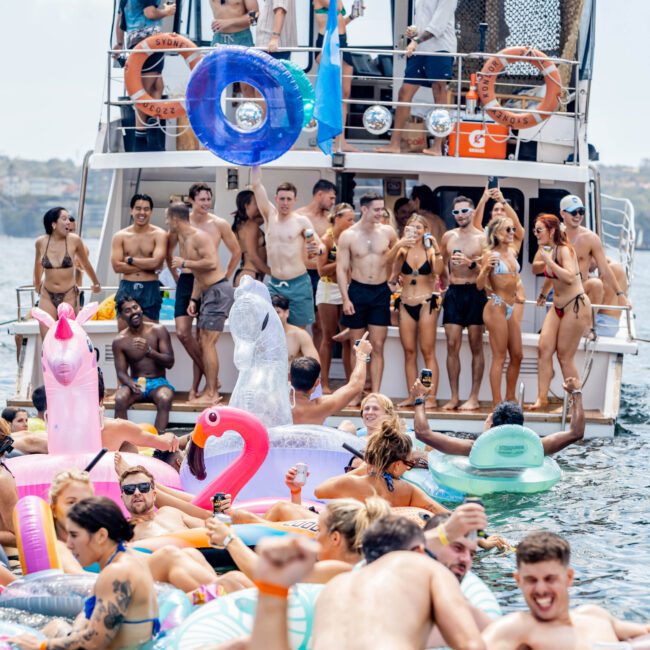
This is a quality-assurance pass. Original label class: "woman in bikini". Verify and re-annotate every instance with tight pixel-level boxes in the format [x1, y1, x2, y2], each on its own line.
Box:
[388, 214, 443, 407]
[316, 203, 356, 392]
[231, 190, 270, 287]
[477, 217, 525, 405]
[33, 207, 100, 333]
[531, 214, 592, 410]
[314, 0, 363, 151]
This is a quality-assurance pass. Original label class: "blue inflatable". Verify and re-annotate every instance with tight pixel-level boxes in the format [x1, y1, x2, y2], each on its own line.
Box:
[186, 47, 304, 166]
[402, 467, 464, 503]
[428, 425, 562, 496]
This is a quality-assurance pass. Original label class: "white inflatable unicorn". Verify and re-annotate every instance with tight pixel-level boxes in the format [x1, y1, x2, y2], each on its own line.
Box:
[228, 276, 292, 427]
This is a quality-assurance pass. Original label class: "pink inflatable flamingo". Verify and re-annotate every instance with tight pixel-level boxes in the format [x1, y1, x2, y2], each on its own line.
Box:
[7, 303, 181, 503]
[186, 406, 270, 510]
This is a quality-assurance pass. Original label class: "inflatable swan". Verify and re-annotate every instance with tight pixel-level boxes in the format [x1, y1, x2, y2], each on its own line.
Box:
[7, 302, 181, 503]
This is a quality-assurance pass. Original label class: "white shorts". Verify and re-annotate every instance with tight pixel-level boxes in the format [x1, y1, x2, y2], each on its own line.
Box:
[315, 279, 343, 306]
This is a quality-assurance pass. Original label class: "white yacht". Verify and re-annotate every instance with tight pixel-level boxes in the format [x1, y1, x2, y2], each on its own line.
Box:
[11, 0, 636, 437]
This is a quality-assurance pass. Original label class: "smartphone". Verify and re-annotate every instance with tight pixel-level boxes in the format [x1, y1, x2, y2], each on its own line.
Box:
[487, 176, 499, 190]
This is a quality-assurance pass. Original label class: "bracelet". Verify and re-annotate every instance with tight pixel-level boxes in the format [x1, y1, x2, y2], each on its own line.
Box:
[414, 397, 425, 406]
[436, 524, 449, 546]
[181, 259, 186, 269]
[468, 261, 477, 270]
[290, 488, 301, 495]
[272, 31, 281, 36]
[255, 580, 289, 598]
[222, 533, 236, 549]
[190, 297, 199, 303]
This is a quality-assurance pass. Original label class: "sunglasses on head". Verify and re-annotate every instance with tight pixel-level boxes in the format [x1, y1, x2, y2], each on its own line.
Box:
[121, 482, 153, 496]
[568, 208, 585, 216]
[452, 207, 472, 216]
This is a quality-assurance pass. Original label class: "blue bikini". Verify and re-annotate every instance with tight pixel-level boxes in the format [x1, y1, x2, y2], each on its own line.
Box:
[83, 542, 161, 636]
[489, 255, 521, 320]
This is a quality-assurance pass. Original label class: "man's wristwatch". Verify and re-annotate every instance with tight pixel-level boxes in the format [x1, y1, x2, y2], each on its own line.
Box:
[127, 256, 134, 265]
[411, 36, 420, 44]
[248, 11, 258, 26]
[469, 261, 477, 270]
[414, 397, 425, 406]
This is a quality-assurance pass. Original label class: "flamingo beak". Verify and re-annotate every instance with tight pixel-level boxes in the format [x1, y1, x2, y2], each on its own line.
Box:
[191, 421, 207, 448]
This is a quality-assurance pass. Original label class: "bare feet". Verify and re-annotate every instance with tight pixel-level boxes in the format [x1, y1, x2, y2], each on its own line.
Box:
[425, 397, 438, 409]
[190, 393, 223, 406]
[321, 386, 333, 395]
[442, 398, 460, 411]
[113, 452, 130, 478]
[398, 396, 415, 408]
[422, 147, 443, 157]
[528, 399, 549, 411]
[332, 328, 351, 343]
[375, 144, 401, 154]
[188, 388, 204, 402]
[459, 398, 480, 411]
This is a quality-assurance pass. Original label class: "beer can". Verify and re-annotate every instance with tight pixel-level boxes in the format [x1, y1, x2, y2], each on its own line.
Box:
[420, 368, 433, 388]
[294, 463, 308, 486]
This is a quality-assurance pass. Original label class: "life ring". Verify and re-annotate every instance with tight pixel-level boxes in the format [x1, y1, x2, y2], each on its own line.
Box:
[281, 60, 315, 127]
[13, 496, 61, 575]
[124, 33, 202, 119]
[477, 46, 562, 129]
[186, 47, 304, 166]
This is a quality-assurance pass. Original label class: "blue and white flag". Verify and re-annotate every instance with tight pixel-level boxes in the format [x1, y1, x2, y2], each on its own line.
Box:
[314, 0, 343, 155]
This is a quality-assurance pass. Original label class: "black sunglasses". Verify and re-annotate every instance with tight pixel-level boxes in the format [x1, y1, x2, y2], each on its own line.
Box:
[568, 208, 585, 216]
[121, 482, 153, 496]
[504, 226, 515, 233]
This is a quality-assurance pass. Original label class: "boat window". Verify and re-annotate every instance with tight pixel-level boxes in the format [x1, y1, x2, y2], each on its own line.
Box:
[528, 189, 570, 263]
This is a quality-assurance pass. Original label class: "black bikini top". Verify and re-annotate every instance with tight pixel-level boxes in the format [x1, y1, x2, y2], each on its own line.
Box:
[42, 235, 73, 270]
[401, 257, 432, 276]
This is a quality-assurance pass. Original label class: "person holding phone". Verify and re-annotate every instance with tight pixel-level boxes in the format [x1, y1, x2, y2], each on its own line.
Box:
[387, 214, 444, 407]
[440, 196, 487, 411]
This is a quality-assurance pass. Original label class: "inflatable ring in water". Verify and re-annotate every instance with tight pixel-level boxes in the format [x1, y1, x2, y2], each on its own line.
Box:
[428, 424, 562, 495]
[402, 467, 465, 503]
[186, 47, 304, 166]
[168, 583, 322, 650]
[13, 497, 61, 574]
[281, 60, 315, 127]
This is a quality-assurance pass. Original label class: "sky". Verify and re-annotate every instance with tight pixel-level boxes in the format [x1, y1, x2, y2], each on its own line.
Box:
[0, 0, 648, 166]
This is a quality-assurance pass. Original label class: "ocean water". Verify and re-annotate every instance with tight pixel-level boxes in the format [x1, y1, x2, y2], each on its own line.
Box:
[0, 235, 648, 619]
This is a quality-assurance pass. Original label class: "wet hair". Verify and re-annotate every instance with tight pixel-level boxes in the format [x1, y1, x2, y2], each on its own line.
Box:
[116, 295, 140, 316]
[130, 193, 153, 210]
[362, 515, 425, 564]
[67, 497, 135, 543]
[491, 401, 524, 427]
[231, 190, 256, 233]
[32, 386, 47, 413]
[410, 185, 435, 212]
[423, 512, 450, 531]
[312, 179, 336, 195]
[271, 294, 290, 311]
[535, 213, 571, 248]
[359, 193, 383, 209]
[48, 470, 92, 508]
[360, 393, 396, 419]
[1, 408, 17, 423]
[328, 202, 354, 225]
[364, 416, 412, 475]
[516, 530, 571, 567]
[290, 357, 321, 392]
[486, 216, 514, 250]
[452, 195, 475, 209]
[43, 207, 67, 235]
[188, 183, 212, 200]
[394, 197, 410, 215]
[168, 202, 191, 222]
[119, 465, 155, 486]
[323, 497, 391, 553]
[276, 182, 297, 197]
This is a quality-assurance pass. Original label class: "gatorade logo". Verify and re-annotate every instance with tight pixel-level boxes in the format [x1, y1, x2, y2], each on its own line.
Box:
[469, 129, 486, 151]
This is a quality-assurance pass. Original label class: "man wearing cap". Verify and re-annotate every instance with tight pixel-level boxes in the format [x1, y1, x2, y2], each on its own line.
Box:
[558, 195, 628, 334]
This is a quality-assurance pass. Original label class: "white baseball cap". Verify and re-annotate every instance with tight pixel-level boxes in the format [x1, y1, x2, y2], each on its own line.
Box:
[559, 195, 585, 213]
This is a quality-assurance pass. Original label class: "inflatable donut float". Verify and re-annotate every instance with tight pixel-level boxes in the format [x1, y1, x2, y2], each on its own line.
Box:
[186, 47, 304, 165]
[13, 497, 61, 575]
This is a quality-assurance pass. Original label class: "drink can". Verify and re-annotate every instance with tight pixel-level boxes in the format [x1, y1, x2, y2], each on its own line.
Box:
[424, 233, 433, 249]
[420, 368, 433, 388]
[137, 377, 147, 390]
[542, 245, 553, 254]
[212, 492, 228, 515]
[294, 463, 308, 486]
[351, 0, 363, 19]
[304, 228, 314, 240]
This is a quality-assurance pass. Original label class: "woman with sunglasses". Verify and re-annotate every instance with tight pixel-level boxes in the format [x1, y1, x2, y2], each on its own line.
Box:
[206, 496, 391, 585]
[387, 214, 443, 407]
[477, 217, 525, 405]
[314, 415, 448, 514]
[316, 203, 356, 392]
[531, 214, 591, 410]
[12, 496, 159, 650]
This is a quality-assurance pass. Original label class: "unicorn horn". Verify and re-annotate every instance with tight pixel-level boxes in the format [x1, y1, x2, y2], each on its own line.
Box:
[54, 316, 74, 341]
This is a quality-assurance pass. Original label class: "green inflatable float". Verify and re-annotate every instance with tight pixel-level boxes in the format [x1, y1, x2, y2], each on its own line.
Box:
[281, 60, 315, 127]
[428, 424, 561, 495]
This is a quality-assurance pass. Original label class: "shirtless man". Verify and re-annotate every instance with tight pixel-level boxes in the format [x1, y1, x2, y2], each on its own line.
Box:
[252, 166, 322, 328]
[337, 194, 397, 402]
[559, 194, 628, 310]
[112, 297, 175, 433]
[482, 531, 650, 649]
[595, 257, 629, 337]
[290, 334, 372, 425]
[119, 466, 208, 540]
[210, 0, 258, 47]
[440, 196, 488, 411]
[297, 179, 338, 348]
[168, 183, 241, 401]
[167, 202, 234, 404]
[271, 294, 320, 364]
[112, 193, 168, 326]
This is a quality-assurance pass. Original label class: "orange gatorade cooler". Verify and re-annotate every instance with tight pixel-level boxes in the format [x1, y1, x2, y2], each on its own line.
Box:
[448, 122, 509, 159]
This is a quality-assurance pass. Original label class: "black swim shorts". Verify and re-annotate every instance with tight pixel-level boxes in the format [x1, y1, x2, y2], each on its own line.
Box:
[442, 283, 487, 328]
[115, 279, 162, 321]
[174, 273, 195, 319]
[340, 280, 391, 330]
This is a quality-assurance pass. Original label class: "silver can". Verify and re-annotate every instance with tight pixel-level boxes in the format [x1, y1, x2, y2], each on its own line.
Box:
[294, 462, 308, 486]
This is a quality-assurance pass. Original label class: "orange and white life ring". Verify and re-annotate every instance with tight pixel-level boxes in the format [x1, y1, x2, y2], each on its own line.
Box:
[477, 46, 562, 130]
[124, 32, 202, 119]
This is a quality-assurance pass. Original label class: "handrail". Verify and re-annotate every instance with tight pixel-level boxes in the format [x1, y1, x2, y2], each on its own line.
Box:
[76, 150, 93, 236]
